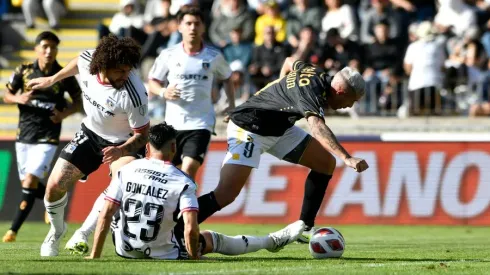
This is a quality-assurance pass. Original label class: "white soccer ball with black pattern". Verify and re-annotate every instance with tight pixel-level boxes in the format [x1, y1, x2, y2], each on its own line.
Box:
[308, 227, 345, 259]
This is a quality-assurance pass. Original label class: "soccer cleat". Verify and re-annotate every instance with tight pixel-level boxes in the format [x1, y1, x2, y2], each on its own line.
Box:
[2, 230, 16, 243]
[40, 223, 68, 257]
[297, 226, 316, 244]
[267, 220, 305, 253]
[65, 229, 89, 255]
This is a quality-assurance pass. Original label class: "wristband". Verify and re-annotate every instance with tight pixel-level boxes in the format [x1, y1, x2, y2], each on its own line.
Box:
[159, 88, 166, 98]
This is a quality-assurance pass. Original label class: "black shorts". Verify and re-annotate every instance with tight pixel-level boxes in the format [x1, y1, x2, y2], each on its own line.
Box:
[59, 124, 145, 176]
[172, 129, 211, 166]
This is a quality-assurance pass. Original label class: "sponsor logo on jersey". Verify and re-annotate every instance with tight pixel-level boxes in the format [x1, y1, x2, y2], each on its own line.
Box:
[202, 62, 210, 70]
[174, 74, 209, 80]
[83, 92, 115, 117]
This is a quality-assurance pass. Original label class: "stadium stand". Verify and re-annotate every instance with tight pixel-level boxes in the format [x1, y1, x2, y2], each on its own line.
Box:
[3, 0, 490, 137]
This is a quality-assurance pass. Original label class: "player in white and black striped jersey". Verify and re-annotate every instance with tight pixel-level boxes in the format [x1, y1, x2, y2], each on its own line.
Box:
[27, 35, 150, 257]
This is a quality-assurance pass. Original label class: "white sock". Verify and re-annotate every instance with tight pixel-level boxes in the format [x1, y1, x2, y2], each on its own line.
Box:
[79, 192, 105, 235]
[210, 231, 273, 255]
[44, 193, 68, 235]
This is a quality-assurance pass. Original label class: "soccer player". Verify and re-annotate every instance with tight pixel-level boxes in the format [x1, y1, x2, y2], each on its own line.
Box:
[26, 35, 150, 256]
[85, 123, 305, 260]
[2, 31, 82, 243]
[193, 57, 369, 242]
[148, 7, 234, 180]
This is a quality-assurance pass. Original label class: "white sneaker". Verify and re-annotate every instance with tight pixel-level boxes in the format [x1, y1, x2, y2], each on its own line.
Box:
[297, 226, 316, 244]
[40, 223, 68, 257]
[65, 229, 89, 255]
[267, 220, 305, 253]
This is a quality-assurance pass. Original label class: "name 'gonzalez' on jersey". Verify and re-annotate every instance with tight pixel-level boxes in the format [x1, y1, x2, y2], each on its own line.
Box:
[148, 43, 232, 132]
[77, 50, 149, 143]
[105, 158, 199, 259]
[230, 60, 332, 137]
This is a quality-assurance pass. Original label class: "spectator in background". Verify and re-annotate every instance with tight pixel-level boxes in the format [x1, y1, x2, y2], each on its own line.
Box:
[139, 0, 183, 61]
[286, 0, 323, 48]
[254, 0, 287, 45]
[249, 26, 288, 89]
[363, 20, 399, 84]
[97, 0, 144, 39]
[247, 0, 288, 15]
[321, 0, 358, 42]
[22, 0, 66, 29]
[404, 21, 446, 115]
[390, 0, 436, 22]
[209, 0, 255, 47]
[363, 20, 400, 114]
[434, 0, 476, 39]
[360, 0, 400, 44]
[223, 27, 253, 68]
[292, 25, 325, 67]
[323, 28, 361, 73]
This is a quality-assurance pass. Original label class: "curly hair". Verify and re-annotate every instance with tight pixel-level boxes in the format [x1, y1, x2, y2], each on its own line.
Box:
[89, 34, 141, 75]
[149, 122, 177, 150]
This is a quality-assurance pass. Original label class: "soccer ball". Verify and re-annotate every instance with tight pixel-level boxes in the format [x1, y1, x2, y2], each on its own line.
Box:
[308, 227, 345, 259]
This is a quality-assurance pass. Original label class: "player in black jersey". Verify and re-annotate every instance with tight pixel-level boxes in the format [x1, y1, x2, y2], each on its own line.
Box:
[192, 57, 369, 241]
[2, 31, 82, 242]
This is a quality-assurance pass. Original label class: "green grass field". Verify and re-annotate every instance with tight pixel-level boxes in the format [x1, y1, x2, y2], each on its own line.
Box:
[1, 222, 489, 274]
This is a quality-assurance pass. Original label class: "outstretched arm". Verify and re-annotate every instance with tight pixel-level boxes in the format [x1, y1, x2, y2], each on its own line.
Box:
[307, 116, 369, 172]
[86, 200, 119, 259]
[183, 211, 200, 259]
[27, 57, 79, 90]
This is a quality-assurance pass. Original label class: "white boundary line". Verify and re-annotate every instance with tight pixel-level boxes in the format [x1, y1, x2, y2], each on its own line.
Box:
[381, 132, 490, 142]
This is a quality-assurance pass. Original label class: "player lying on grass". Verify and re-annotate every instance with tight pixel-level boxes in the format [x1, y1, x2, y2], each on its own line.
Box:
[85, 123, 305, 259]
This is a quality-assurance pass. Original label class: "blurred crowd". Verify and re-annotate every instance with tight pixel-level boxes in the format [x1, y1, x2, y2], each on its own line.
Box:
[4, 0, 490, 117]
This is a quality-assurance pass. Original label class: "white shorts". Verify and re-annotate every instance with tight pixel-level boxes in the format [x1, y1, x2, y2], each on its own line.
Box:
[223, 121, 309, 168]
[15, 142, 57, 181]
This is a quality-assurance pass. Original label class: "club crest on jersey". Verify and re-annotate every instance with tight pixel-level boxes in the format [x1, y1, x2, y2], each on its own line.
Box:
[139, 104, 148, 116]
[106, 98, 116, 110]
[202, 62, 210, 70]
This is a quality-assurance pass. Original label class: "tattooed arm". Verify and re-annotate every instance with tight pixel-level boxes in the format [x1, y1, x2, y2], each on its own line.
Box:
[307, 116, 351, 161]
[307, 116, 369, 172]
[101, 124, 149, 164]
[118, 125, 149, 156]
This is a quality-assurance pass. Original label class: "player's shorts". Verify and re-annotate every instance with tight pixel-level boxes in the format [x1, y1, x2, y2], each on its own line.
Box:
[172, 129, 212, 166]
[15, 142, 57, 181]
[223, 121, 311, 168]
[59, 123, 146, 176]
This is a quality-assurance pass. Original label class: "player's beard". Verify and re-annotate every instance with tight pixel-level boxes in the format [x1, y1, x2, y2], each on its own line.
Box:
[109, 78, 125, 90]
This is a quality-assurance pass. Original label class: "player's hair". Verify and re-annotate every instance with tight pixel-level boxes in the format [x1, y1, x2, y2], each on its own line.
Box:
[149, 122, 177, 151]
[35, 31, 60, 45]
[339, 67, 365, 98]
[177, 7, 203, 23]
[89, 34, 141, 75]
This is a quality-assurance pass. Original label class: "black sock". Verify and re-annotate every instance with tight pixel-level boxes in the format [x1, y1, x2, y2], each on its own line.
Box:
[197, 192, 221, 224]
[35, 182, 46, 200]
[174, 192, 221, 232]
[300, 171, 332, 229]
[10, 188, 37, 233]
